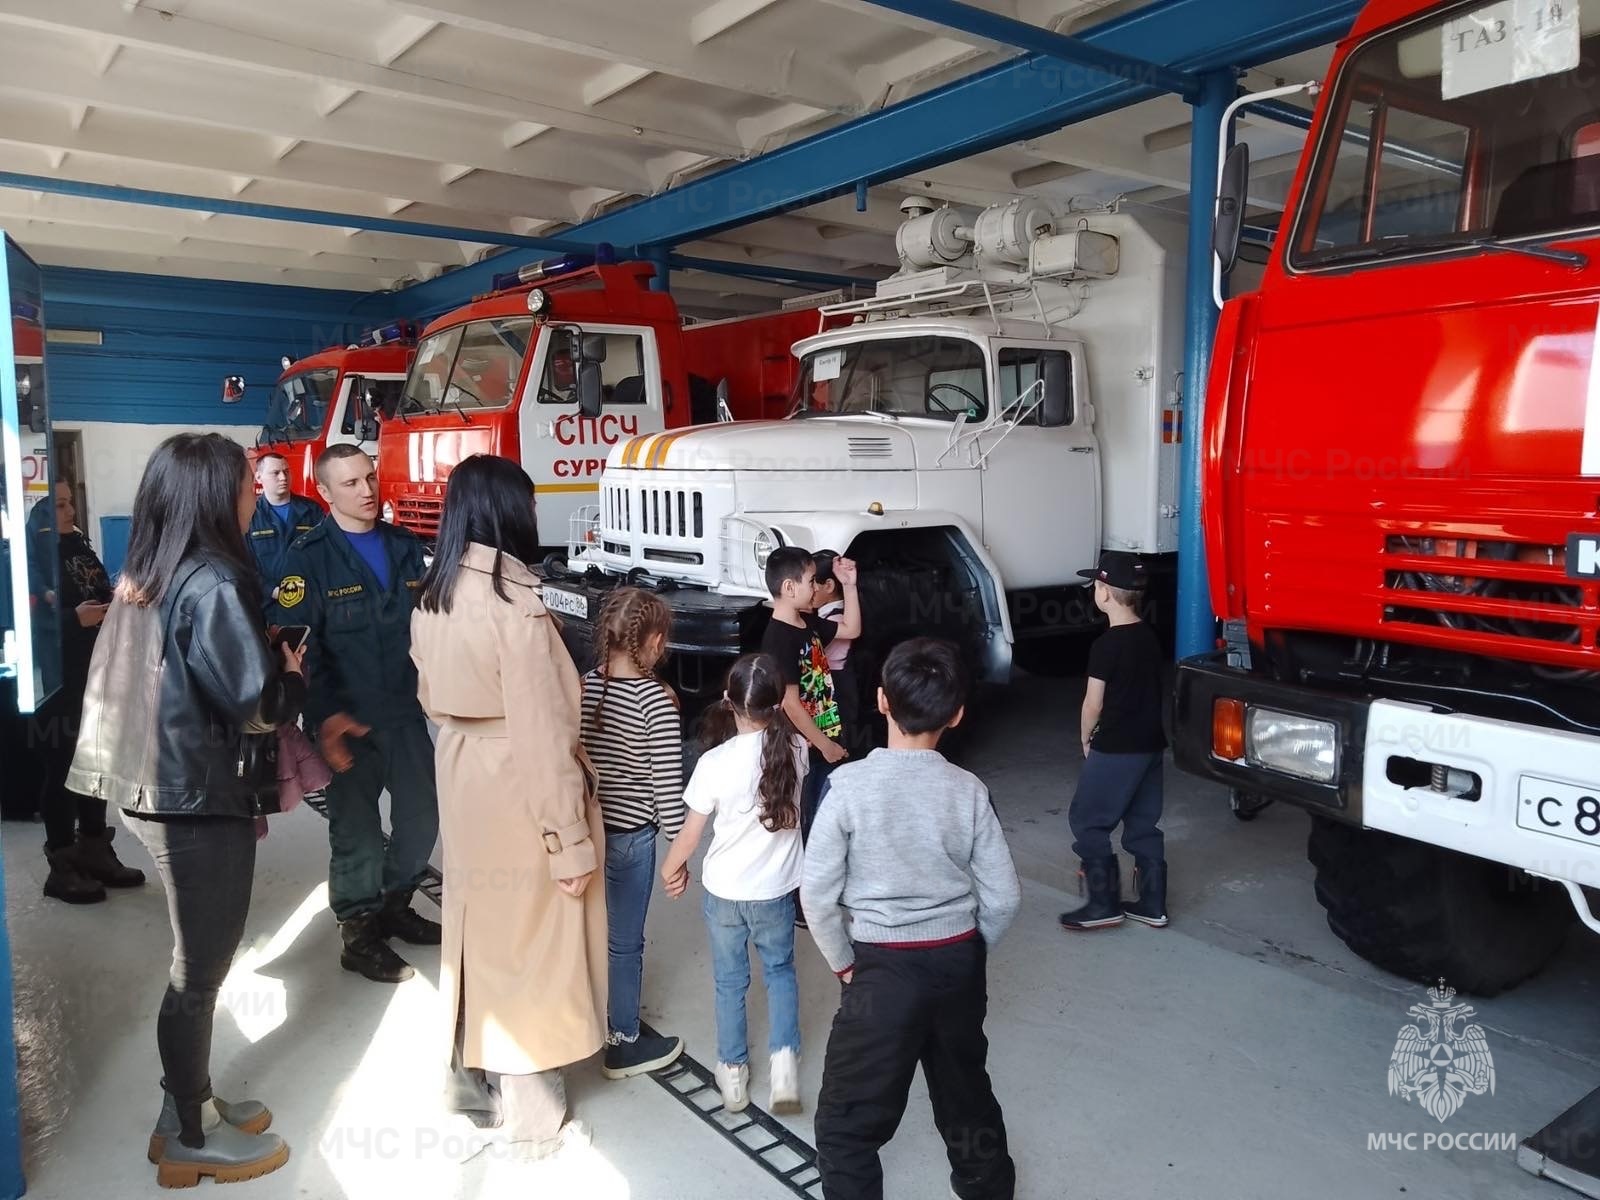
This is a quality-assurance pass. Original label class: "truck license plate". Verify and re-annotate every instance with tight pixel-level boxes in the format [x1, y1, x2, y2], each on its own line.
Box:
[1517, 775, 1600, 846]
[541, 586, 589, 620]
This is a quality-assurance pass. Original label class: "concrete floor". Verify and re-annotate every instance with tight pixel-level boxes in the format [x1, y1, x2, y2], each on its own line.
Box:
[7, 670, 1600, 1200]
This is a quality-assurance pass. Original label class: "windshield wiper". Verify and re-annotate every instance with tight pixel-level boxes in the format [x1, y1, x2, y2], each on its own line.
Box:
[1315, 230, 1588, 269]
[1467, 233, 1588, 269]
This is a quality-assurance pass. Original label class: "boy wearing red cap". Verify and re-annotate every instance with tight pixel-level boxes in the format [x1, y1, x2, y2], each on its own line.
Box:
[1059, 550, 1169, 932]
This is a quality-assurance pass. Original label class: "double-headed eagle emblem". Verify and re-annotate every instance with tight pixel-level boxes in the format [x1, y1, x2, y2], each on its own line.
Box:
[1388, 979, 1496, 1124]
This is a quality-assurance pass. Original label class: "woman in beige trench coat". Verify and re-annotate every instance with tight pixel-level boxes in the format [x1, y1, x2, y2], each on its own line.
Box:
[409, 454, 607, 1158]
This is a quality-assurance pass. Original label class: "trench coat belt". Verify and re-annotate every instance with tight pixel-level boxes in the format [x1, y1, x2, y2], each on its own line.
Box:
[439, 715, 510, 738]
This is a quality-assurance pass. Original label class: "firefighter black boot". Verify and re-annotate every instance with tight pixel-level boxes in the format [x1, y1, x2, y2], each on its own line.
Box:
[1059, 857, 1125, 931]
[1123, 859, 1169, 927]
[340, 913, 414, 983]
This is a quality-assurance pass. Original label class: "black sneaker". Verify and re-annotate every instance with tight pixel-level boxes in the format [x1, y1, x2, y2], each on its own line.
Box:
[601, 1033, 685, 1080]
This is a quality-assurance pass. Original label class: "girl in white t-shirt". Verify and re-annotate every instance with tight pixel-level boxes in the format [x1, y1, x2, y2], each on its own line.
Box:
[660, 652, 808, 1116]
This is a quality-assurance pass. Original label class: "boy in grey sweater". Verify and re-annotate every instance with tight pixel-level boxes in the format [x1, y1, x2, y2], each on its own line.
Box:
[802, 638, 1020, 1200]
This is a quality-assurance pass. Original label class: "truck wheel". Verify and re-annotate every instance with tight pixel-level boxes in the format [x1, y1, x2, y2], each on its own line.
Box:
[1307, 816, 1572, 996]
[1012, 633, 1093, 678]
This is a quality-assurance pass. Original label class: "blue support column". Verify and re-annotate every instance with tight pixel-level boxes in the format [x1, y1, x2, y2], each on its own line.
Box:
[1176, 70, 1235, 661]
[647, 246, 672, 293]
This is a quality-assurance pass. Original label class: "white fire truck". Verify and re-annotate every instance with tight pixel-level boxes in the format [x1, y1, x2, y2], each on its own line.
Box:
[539, 196, 1190, 693]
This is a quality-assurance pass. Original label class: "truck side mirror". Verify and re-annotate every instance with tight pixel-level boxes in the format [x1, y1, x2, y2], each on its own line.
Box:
[579, 333, 607, 364]
[577, 360, 603, 419]
[1040, 353, 1070, 427]
[1214, 142, 1250, 277]
[222, 375, 246, 404]
[715, 378, 733, 423]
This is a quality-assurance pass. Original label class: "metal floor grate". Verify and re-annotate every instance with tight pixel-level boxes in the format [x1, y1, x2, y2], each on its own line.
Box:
[638, 1020, 823, 1198]
[298, 790, 822, 1196]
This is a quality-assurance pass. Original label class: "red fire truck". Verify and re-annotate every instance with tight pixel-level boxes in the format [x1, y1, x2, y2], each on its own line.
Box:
[1175, 0, 1600, 1000]
[225, 322, 417, 501]
[378, 257, 836, 546]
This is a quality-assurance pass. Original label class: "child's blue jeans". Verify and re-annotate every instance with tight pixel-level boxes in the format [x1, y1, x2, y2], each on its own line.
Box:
[702, 891, 801, 1066]
[605, 823, 657, 1041]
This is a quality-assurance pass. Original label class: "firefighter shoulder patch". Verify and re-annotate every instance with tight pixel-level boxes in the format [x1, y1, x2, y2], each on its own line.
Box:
[277, 576, 307, 609]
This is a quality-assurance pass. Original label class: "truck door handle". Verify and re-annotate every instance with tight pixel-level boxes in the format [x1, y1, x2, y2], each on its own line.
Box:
[1069, 445, 1094, 453]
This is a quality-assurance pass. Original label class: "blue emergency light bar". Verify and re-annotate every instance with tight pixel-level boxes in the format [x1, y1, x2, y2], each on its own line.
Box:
[10, 300, 39, 323]
[488, 243, 617, 293]
[355, 319, 418, 348]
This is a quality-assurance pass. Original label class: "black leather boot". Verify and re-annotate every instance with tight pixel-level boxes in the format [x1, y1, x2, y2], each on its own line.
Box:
[378, 890, 442, 945]
[340, 913, 415, 983]
[1124, 859, 1169, 927]
[1059, 857, 1124, 931]
[43, 846, 105, 905]
[71, 827, 146, 888]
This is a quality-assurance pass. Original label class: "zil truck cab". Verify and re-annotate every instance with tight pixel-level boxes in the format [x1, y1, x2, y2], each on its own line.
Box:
[540, 197, 1189, 693]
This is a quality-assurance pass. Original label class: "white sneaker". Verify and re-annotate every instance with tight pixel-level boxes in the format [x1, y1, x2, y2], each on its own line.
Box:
[715, 1062, 750, 1113]
[768, 1048, 801, 1115]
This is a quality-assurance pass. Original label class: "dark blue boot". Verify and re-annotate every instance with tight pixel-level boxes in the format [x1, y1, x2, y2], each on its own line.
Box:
[1124, 859, 1168, 927]
[1059, 857, 1124, 931]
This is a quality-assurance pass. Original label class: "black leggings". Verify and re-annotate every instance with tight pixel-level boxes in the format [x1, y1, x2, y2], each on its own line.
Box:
[123, 811, 257, 1147]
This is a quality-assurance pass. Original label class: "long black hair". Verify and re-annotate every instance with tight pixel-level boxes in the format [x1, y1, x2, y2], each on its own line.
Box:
[698, 652, 800, 833]
[117, 433, 255, 608]
[418, 454, 540, 613]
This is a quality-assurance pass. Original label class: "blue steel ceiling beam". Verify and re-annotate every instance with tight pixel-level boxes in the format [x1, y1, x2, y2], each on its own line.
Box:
[0, 171, 599, 257]
[855, 0, 1199, 98]
[387, 0, 1365, 315]
[668, 256, 877, 291]
[0, 171, 876, 308]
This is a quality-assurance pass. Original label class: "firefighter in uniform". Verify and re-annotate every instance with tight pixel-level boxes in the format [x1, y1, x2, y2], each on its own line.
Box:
[274, 443, 440, 983]
[248, 451, 322, 610]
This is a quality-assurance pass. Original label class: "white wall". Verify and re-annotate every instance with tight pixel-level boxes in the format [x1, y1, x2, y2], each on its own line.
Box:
[54, 421, 261, 553]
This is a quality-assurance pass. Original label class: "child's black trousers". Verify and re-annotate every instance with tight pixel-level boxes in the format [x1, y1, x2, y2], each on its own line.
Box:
[815, 936, 1015, 1200]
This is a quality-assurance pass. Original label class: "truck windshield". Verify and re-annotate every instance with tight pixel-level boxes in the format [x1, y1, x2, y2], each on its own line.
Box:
[1292, 0, 1600, 268]
[790, 336, 987, 421]
[263, 368, 338, 442]
[398, 317, 534, 416]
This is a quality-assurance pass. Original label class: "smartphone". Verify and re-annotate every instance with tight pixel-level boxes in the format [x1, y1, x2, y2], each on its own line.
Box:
[270, 625, 310, 654]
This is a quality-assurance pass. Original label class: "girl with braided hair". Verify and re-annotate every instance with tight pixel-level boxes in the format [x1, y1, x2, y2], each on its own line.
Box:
[578, 587, 688, 1080]
[659, 652, 808, 1116]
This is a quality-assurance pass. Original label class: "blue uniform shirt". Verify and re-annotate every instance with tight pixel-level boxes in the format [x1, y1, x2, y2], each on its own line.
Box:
[342, 526, 391, 592]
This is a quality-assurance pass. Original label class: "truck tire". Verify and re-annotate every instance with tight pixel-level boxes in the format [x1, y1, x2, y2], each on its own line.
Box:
[1307, 816, 1572, 996]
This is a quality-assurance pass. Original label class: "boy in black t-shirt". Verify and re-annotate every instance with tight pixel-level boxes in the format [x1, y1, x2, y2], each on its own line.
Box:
[760, 546, 861, 841]
[1059, 551, 1169, 932]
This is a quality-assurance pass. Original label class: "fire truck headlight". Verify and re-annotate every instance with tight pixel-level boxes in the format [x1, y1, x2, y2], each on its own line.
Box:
[525, 288, 549, 314]
[16, 372, 29, 399]
[381, 500, 396, 523]
[753, 527, 779, 571]
[1246, 709, 1338, 783]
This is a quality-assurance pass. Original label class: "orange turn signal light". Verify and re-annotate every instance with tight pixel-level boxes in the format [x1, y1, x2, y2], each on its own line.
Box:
[1212, 698, 1246, 761]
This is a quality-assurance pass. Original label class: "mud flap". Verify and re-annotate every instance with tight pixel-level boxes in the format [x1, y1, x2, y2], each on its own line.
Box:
[1520, 1088, 1600, 1199]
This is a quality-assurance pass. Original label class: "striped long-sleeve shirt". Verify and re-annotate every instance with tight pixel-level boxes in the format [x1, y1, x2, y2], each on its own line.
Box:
[579, 672, 686, 838]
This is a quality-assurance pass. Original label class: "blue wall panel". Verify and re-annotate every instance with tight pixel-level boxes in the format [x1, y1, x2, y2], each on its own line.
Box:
[39, 268, 365, 426]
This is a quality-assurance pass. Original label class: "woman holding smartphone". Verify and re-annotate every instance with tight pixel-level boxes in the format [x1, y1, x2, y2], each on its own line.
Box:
[67, 433, 306, 1188]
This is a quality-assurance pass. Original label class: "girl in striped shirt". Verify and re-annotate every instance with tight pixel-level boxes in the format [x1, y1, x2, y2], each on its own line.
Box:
[580, 587, 688, 1081]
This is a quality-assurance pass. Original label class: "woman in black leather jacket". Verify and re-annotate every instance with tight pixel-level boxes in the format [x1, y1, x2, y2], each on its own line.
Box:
[67, 433, 306, 1188]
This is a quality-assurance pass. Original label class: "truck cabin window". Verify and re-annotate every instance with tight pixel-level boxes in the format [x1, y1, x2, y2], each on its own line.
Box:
[264, 368, 338, 442]
[397, 318, 534, 416]
[536, 332, 648, 406]
[792, 337, 988, 421]
[342, 378, 405, 434]
[1292, 1, 1600, 269]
